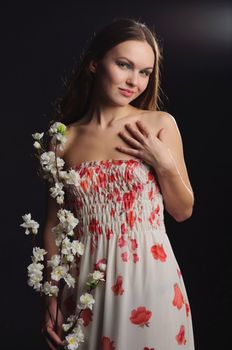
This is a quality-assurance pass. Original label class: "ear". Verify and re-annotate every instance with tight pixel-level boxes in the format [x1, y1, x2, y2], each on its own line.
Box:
[89, 59, 98, 74]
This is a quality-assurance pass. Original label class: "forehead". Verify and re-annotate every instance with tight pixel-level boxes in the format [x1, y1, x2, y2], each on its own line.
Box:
[105, 40, 155, 66]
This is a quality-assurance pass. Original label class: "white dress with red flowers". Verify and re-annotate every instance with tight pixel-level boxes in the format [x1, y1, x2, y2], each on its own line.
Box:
[61, 159, 195, 350]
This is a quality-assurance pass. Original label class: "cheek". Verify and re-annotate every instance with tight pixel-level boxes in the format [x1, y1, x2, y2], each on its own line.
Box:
[139, 79, 149, 93]
[103, 65, 125, 85]
[95, 67, 122, 98]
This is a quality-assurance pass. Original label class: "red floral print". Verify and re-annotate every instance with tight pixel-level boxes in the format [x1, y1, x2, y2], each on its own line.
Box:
[89, 218, 103, 235]
[133, 253, 139, 263]
[124, 166, 134, 182]
[123, 191, 136, 210]
[95, 258, 107, 271]
[148, 187, 155, 201]
[96, 170, 108, 188]
[129, 306, 152, 327]
[118, 235, 126, 248]
[110, 207, 116, 218]
[173, 283, 185, 310]
[106, 227, 113, 240]
[130, 238, 138, 250]
[148, 204, 160, 225]
[80, 308, 93, 327]
[126, 210, 136, 229]
[175, 325, 187, 345]
[63, 295, 76, 314]
[185, 303, 190, 317]
[101, 336, 116, 350]
[121, 252, 129, 262]
[150, 243, 167, 262]
[111, 276, 124, 296]
[132, 182, 144, 197]
[121, 223, 127, 235]
[80, 180, 89, 192]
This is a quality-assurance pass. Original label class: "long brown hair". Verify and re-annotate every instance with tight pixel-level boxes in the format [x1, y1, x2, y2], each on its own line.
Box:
[49, 17, 164, 127]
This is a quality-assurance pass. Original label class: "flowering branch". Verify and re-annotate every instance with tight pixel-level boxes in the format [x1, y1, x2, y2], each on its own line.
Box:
[20, 122, 107, 349]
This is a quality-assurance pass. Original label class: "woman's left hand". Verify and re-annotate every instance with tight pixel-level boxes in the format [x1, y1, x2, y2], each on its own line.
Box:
[115, 120, 175, 174]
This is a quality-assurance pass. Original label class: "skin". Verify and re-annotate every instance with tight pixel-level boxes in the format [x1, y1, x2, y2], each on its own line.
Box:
[43, 39, 194, 348]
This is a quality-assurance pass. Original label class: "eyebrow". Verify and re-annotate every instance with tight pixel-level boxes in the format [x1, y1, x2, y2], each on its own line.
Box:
[117, 56, 154, 70]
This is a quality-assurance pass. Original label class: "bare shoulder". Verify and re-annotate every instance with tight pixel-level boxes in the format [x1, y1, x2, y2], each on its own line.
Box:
[145, 110, 177, 128]
[140, 110, 179, 136]
[146, 111, 179, 134]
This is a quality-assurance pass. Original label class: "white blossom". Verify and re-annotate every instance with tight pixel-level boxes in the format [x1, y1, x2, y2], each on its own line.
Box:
[32, 132, 44, 140]
[49, 181, 64, 198]
[49, 122, 66, 136]
[86, 270, 105, 288]
[62, 322, 72, 332]
[62, 315, 78, 332]
[65, 333, 79, 350]
[32, 247, 47, 262]
[20, 213, 39, 235]
[27, 262, 44, 291]
[51, 224, 66, 247]
[78, 293, 95, 310]
[61, 237, 72, 254]
[48, 122, 67, 151]
[64, 324, 84, 349]
[62, 237, 74, 262]
[59, 169, 80, 187]
[49, 182, 65, 204]
[71, 240, 84, 256]
[33, 141, 41, 149]
[72, 325, 85, 343]
[42, 281, 59, 296]
[67, 315, 76, 324]
[51, 265, 68, 281]
[56, 195, 64, 205]
[64, 273, 75, 288]
[40, 151, 65, 175]
[92, 270, 105, 281]
[57, 209, 79, 235]
[98, 262, 106, 272]
[47, 254, 60, 268]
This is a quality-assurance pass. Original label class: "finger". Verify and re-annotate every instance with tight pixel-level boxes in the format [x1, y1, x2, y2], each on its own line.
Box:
[45, 337, 58, 350]
[115, 145, 141, 158]
[124, 123, 145, 144]
[135, 120, 150, 137]
[46, 326, 65, 346]
[118, 131, 141, 149]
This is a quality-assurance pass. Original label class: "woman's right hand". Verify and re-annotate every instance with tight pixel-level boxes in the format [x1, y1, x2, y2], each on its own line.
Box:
[42, 298, 65, 350]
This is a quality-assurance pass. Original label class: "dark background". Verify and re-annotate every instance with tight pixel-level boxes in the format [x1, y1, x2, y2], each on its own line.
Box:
[1, 1, 231, 349]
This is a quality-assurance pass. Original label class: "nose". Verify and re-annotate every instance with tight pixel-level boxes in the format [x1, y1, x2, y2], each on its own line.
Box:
[126, 71, 138, 87]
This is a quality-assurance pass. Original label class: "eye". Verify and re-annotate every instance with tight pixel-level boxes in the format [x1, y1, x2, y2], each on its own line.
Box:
[117, 61, 131, 69]
[141, 71, 151, 77]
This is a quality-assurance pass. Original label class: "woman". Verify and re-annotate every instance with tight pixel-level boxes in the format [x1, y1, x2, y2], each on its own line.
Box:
[42, 17, 195, 350]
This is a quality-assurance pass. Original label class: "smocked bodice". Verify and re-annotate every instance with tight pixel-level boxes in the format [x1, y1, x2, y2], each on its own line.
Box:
[66, 159, 165, 243]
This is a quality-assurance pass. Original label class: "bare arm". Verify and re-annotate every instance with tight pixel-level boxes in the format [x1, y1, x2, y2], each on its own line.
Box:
[154, 113, 194, 222]
[41, 139, 66, 349]
[43, 183, 60, 280]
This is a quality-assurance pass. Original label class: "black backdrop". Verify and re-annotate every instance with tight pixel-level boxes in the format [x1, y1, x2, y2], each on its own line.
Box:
[1, 1, 230, 349]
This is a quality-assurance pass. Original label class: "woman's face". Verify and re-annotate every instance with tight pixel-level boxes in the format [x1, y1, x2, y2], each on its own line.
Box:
[90, 40, 155, 106]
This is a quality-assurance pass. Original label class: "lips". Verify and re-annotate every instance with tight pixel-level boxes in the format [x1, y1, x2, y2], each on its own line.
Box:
[119, 88, 135, 97]
[119, 88, 135, 93]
